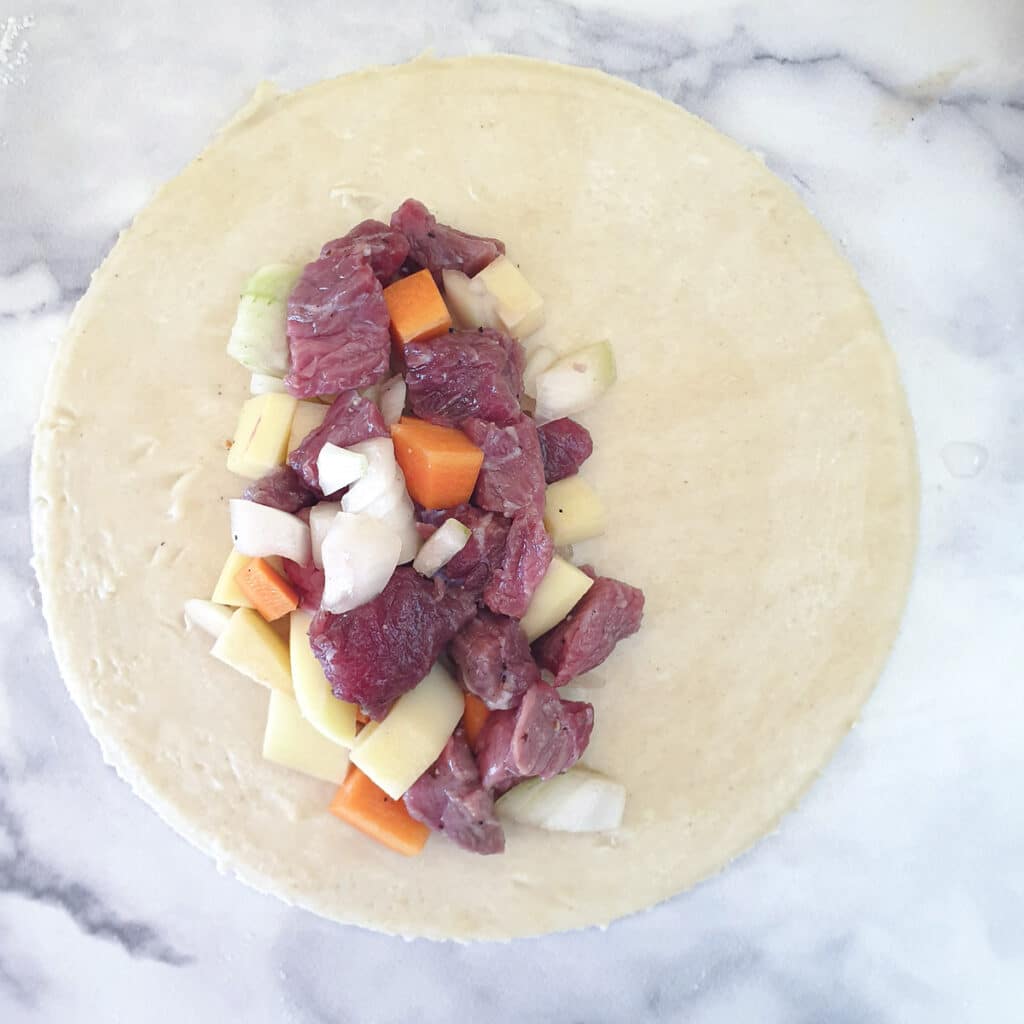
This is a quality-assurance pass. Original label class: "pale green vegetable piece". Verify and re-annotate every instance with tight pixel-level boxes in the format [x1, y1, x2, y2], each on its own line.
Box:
[226, 263, 301, 376]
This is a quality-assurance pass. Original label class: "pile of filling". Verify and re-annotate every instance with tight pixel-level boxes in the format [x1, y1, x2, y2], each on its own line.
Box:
[185, 199, 644, 857]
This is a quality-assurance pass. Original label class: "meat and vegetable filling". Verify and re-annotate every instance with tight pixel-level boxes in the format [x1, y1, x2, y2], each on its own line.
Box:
[187, 199, 643, 857]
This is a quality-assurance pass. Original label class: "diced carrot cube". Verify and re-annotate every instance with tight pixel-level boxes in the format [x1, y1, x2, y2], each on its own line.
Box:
[329, 766, 430, 857]
[390, 416, 484, 509]
[234, 557, 299, 622]
[462, 693, 490, 751]
[383, 269, 452, 347]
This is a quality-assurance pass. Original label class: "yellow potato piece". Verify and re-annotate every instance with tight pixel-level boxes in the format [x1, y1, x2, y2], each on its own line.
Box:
[262, 690, 350, 784]
[210, 548, 254, 608]
[288, 399, 329, 453]
[350, 663, 464, 799]
[289, 611, 358, 748]
[543, 476, 607, 547]
[520, 556, 594, 641]
[211, 607, 293, 695]
[226, 393, 298, 479]
[474, 255, 545, 339]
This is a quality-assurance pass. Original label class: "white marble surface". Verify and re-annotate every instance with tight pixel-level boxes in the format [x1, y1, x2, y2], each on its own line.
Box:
[2, 0, 1022, 1019]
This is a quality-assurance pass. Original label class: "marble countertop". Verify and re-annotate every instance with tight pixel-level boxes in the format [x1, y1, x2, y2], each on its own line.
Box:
[3, 1, 1022, 1020]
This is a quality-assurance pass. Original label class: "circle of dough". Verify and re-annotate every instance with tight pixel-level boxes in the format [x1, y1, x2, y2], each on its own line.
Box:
[32, 56, 918, 940]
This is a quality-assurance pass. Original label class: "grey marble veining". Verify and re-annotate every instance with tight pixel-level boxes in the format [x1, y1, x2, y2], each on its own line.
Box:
[1, 1, 1022, 1021]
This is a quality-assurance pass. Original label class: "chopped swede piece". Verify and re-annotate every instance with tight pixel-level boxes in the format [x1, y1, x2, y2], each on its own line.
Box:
[441, 268, 500, 331]
[413, 518, 471, 577]
[519, 555, 595, 641]
[289, 611, 358, 747]
[379, 375, 407, 427]
[226, 393, 298, 479]
[211, 607, 293, 695]
[316, 443, 369, 496]
[474, 255, 545, 339]
[495, 767, 626, 832]
[350, 663, 464, 799]
[341, 438, 400, 514]
[543, 476, 607, 546]
[250, 372, 288, 395]
[309, 501, 341, 570]
[226, 263, 301, 376]
[229, 498, 311, 565]
[288, 400, 329, 453]
[320, 512, 402, 614]
[184, 599, 234, 639]
[262, 690, 350, 784]
[522, 345, 557, 400]
[533, 342, 617, 423]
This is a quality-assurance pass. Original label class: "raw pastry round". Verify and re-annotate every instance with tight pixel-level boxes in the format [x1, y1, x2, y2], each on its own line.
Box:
[32, 56, 917, 940]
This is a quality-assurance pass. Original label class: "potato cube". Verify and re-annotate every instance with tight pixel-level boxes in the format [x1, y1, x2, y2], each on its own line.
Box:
[262, 691, 350, 784]
[543, 476, 607, 546]
[211, 607, 293, 695]
[350, 663, 464, 799]
[226, 393, 298, 479]
[519, 556, 594, 641]
[474, 255, 545, 339]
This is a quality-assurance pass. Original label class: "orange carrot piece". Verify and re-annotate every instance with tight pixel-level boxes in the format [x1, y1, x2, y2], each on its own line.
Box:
[355, 710, 370, 725]
[329, 766, 430, 857]
[390, 416, 484, 509]
[383, 268, 452, 347]
[234, 557, 299, 622]
[462, 693, 490, 751]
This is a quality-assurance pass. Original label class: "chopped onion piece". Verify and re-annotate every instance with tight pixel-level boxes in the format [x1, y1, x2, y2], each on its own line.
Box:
[341, 438, 399, 514]
[412, 518, 471, 577]
[495, 767, 626, 833]
[441, 268, 501, 330]
[249, 373, 288, 395]
[183, 599, 234, 639]
[533, 341, 617, 423]
[320, 512, 402, 614]
[379, 375, 407, 426]
[522, 345, 556, 400]
[229, 498, 311, 565]
[374, 490, 421, 565]
[356, 465, 407, 519]
[316, 443, 369, 496]
[308, 501, 342, 570]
